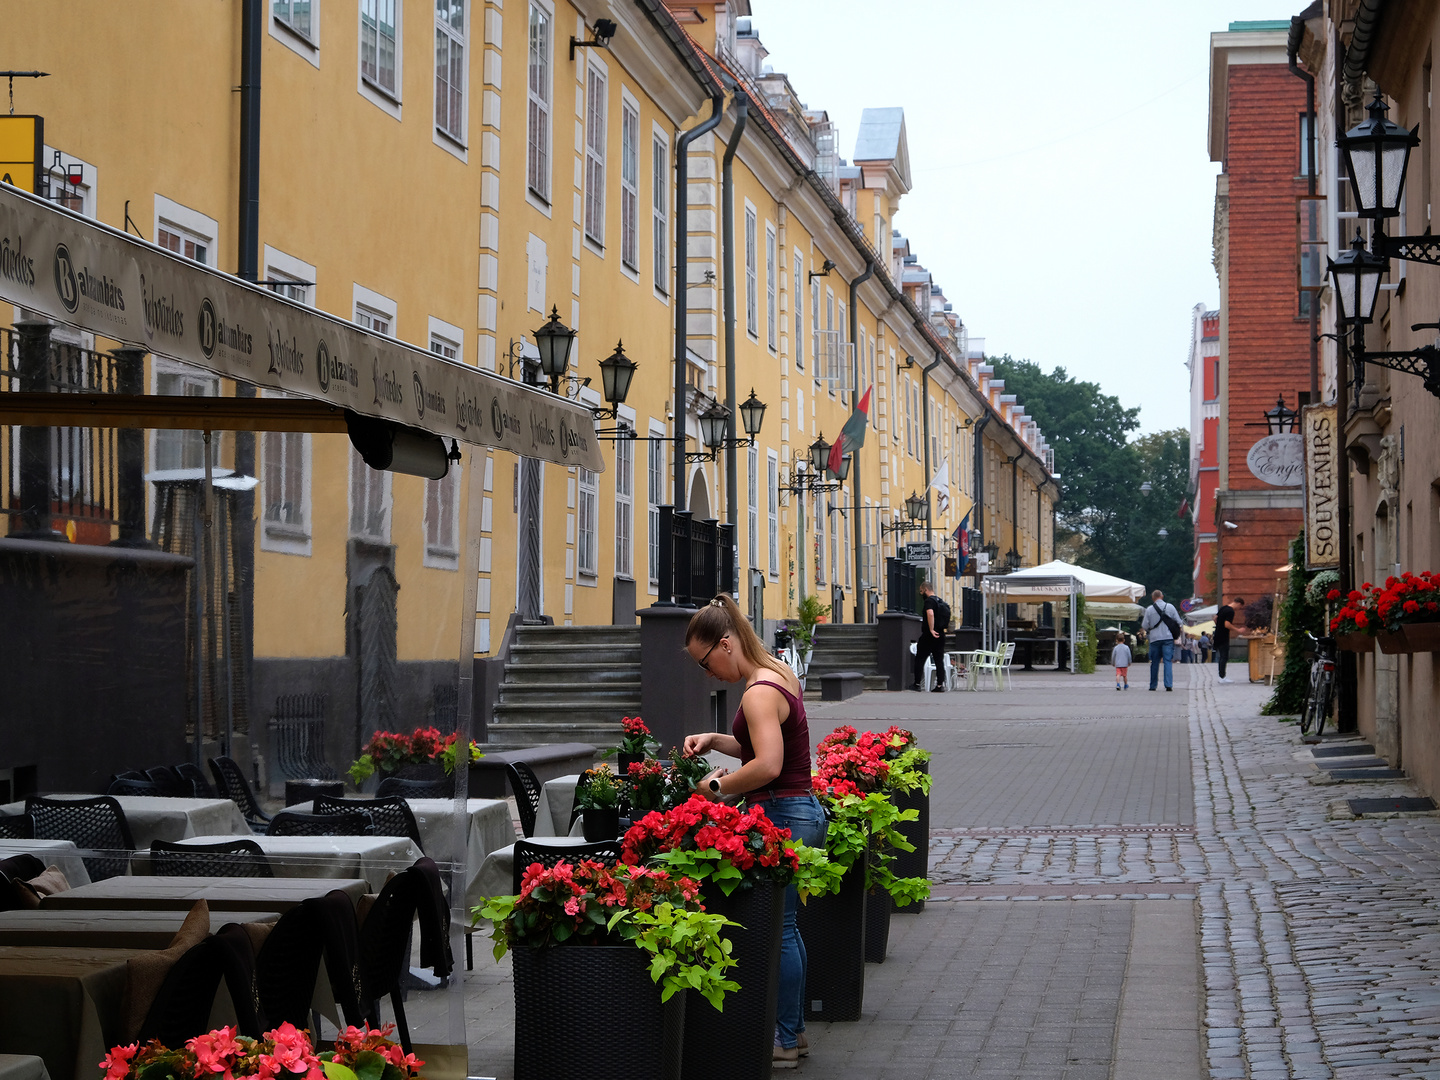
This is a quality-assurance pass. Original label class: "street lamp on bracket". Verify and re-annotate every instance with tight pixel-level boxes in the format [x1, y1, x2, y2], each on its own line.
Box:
[684, 389, 768, 463]
[879, 490, 929, 537]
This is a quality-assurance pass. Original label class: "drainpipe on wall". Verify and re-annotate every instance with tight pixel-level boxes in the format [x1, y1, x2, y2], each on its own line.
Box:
[672, 94, 726, 510]
[972, 412, 992, 563]
[721, 96, 748, 530]
[848, 258, 874, 622]
[1335, 20, 1358, 733]
[919, 350, 944, 556]
[1289, 12, 1319, 401]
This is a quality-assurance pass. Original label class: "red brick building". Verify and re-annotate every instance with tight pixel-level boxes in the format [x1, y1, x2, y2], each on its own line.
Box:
[1207, 21, 1310, 613]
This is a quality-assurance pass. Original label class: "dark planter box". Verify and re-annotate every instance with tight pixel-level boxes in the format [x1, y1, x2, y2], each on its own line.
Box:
[683, 882, 784, 1080]
[891, 761, 930, 914]
[863, 886, 891, 963]
[513, 944, 685, 1080]
[1335, 632, 1372, 653]
[796, 855, 866, 1022]
[582, 807, 621, 841]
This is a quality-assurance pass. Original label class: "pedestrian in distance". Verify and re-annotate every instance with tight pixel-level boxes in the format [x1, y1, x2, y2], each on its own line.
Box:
[1112, 633, 1132, 690]
[681, 593, 826, 1069]
[1140, 589, 1183, 692]
[1199, 630, 1213, 664]
[1214, 596, 1246, 683]
[911, 581, 949, 692]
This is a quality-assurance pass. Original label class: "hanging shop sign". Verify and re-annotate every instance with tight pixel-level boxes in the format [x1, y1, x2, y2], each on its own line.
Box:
[0, 183, 603, 471]
[1246, 432, 1304, 487]
[1300, 403, 1340, 570]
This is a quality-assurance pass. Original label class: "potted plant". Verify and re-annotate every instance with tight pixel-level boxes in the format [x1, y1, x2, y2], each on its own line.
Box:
[600, 715, 661, 776]
[101, 1022, 423, 1080]
[347, 726, 482, 788]
[1328, 584, 1376, 652]
[625, 758, 670, 817]
[476, 860, 739, 1080]
[786, 595, 830, 682]
[873, 726, 933, 914]
[575, 763, 625, 840]
[1375, 571, 1440, 651]
[622, 796, 828, 1080]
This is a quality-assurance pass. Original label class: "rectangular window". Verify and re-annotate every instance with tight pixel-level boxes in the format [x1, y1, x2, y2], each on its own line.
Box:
[647, 436, 664, 582]
[527, 5, 551, 201]
[620, 100, 639, 270]
[615, 436, 634, 577]
[424, 463, 460, 565]
[435, 0, 465, 141]
[361, 0, 398, 96]
[430, 335, 459, 361]
[747, 444, 759, 568]
[577, 467, 598, 575]
[266, 271, 310, 305]
[350, 448, 390, 541]
[584, 66, 607, 245]
[829, 498, 838, 589]
[652, 135, 668, 293]
[155, 369, 220, 471]
[273, 0, 312, 38]
[1298, 194, 1325, 317]
[356, 305, 390, 336]
[263, 430, 306, 530]
[814, 492, 825, 585]
[157, 224, 208, 265]
[744, 208, 758, 337]
[766, 226, 777, 351]
[793, 254, 803, 370]
[811, 278, 819, 369]
[767, 453, 778, 577]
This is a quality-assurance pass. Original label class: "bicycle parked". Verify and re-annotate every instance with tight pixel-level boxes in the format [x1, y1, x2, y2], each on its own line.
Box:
[1300, 631, 1337, 736]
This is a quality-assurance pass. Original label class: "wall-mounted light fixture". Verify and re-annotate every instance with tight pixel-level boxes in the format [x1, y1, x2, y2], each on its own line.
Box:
[571, 18, 618, 61]
[807, 258, 835, 283]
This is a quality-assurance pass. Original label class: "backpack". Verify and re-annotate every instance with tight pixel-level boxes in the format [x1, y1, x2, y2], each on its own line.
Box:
[1152, 601, 1181, 639]
[932, 596, 952, 633]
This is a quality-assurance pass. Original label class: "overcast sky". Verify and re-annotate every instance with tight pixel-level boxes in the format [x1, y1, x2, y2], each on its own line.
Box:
[749, 1, 1266, 436]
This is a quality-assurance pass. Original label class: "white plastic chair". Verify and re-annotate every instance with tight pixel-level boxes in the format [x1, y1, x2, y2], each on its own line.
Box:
[968, 648, 1001, 690]
[995, 642, 1017, 691]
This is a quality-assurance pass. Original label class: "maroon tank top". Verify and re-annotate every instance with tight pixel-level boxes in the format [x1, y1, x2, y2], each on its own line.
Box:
[731, 677, 812, 793]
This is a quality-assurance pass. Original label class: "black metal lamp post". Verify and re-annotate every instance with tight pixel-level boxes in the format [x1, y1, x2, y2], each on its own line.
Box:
[983, 540, 1000, 564]
[698, 401, 731, 454]
[1263, 395, 1299, 434]
[904, 490, 927, 523]
[829, 453, 851, 482]
[596, 341, 636, 414]
[1328, 234, 1387, 325]
[533, 306, 577, 393]
[739, 387, 767, 441]
[1341, 92, 1419, 220]
[1004, 549, 1021, 572]
[808, 435, 831, 473]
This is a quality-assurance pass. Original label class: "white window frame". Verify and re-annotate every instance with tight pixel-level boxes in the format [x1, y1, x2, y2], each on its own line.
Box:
[154, 195, 218, 268]
[527, 1, 553, 207]
[814, 491, 826, 585]
[264, 246, 316, 307]
[615, 436, 634, 578]
[349, 445, 393, 543]
[767, 451, 779, 578]
[619, 91, 640, 275]
[424, 460, 462, 569]
[270, 0, 320, 65]
[41, 147, 97, 218]
[810, 276, 819, 372]
[428, 316, 464, 364]
[652, 125, 669, 298]
[577, 466, 599, 576]
[747, 443, 759, 569]
[765, 224, 777, 352]
[583, 57, 608, 249]
[359, 0, 402, 118]
[261, 420, 312, 557]
[150, 361, 221, 478]
[744, 203, 757, 339]
[792, 251, 803, 370]
[353, 283, 397, 336]
[434, 0, 468, 154]
[647, 422, 665, 586]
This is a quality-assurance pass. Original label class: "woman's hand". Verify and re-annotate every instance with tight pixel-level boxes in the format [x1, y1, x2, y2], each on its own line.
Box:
[682, 733, 715, 758]
[698, 766, 730, 799]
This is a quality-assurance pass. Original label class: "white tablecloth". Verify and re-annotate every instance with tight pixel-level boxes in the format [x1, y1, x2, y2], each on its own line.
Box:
[2, 795, 250, 846]
[471, 836, 600, 906]
[0, 1055, 50, 1080]
[0, 840, 92, 889]
[155, 834, 423, 891]
[533, 776, 583, 837]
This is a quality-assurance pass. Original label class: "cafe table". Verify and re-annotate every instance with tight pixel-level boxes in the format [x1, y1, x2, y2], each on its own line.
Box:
[40, 875, 367, 912]
[0, 946, 142, 1080]
[150, 834, 423, 891]
[0, 795, 250, 847]
[532, 775, 584, 838]
[0, 1056, 49, 1080]
[0, 840, 91, 888]
[0, 907, 281, 949]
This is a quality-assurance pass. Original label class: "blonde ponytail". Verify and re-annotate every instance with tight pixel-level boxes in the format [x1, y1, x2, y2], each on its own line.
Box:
[686, 593, 793, 679]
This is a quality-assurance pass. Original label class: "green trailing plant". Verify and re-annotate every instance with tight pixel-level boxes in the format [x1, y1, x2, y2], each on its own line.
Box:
[1263, 533, 1326, 716]
[1075, 594, 1097, 674]
[812, 790, 928, 907]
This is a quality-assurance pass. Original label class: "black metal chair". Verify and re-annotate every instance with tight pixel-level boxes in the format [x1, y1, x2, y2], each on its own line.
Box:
[267, 809, 374, 837]
[174, 762, 217, 799]
[25, 795, 136, 881]
[150, 839, 274, 878]
[106, 777, 160, 796]
[512, 839, 623, 895]
[255, 899, 328, 1031]
[0, 814, 34, 839]
[357, 866, 430, 1054]
[376, 776, 453, 800]
[505, 761, 544, 838]
[313, 795, 423, 849]
[146, 766, 192, 797]
[209, 756, 272, 832]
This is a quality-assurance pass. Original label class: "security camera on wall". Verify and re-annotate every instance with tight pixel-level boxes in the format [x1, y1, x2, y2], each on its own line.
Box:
[1223, 521, 1239, 529]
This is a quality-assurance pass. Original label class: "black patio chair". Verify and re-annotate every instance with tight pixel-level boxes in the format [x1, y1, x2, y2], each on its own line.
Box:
[146, 766, 192, 797]
[106, 777, 160, 796]
[138, 922, 262, 1044]
[0, 814, 34, 839]
[267, 809, 374, 837]
[174, 762, 217, 799]
[313, 795, 423, 849]
[209, 756, 272, 832]
[505, 761, 543, 838]
[512, 838, 623, 895]
[311, 887, 365, 1026]
[376, 776, 453, 800]
[26, 795, 136, 881]
[255, 899, 328, 1030]
[150, 839, 274, 878]
[357, 865, 431, 1054]
[0, 854, 46, 912]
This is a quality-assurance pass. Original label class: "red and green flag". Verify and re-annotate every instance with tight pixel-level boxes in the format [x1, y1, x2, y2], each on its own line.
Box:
[827, 386, 872, 475]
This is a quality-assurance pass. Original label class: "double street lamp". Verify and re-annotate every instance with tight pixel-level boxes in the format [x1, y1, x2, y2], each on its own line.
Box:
[690, 387, 767, 462]
[879, 489, 928, 537]
[783, 432, 849, 494]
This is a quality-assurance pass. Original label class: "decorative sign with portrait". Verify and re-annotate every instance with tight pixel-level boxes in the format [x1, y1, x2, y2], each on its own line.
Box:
[1246, 432, 1304, 487]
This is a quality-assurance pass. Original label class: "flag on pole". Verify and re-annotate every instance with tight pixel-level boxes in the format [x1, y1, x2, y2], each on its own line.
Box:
[827, 385, 873, 475]
[953, 510, 971, 576]
[1176, 497, 1190, 519]
[930, 458, 950, 514]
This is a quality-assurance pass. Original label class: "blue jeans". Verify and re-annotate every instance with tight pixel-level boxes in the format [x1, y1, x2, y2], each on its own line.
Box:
[1149, 639, 1174, 690]
[759, 794, 827, 1049]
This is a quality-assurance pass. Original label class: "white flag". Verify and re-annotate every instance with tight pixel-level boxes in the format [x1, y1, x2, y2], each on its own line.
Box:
[928, 459, 949, 493]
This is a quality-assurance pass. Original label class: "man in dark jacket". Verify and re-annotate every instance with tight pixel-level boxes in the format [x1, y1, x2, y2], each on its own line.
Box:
[912, 583, 946, 692]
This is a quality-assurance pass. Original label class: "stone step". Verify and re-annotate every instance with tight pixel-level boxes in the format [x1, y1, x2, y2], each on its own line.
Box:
[514, 625, 641, 643]
[502, 664, 643, 685]
[507, 644, 643, 665]
[485, 721, 624, 747]
[498, 681, 642, 705]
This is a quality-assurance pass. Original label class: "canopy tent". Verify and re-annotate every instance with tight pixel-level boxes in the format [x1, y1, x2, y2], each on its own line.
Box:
[1087, 601, 1142, 622]
[980, 560, 1147, 672]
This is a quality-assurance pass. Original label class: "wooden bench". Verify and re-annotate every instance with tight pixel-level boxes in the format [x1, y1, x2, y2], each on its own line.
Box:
[817, 671, 866, 702]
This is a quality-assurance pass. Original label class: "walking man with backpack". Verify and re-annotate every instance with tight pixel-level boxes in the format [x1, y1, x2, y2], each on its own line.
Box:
[1139, 589, 1183, 692]
[912, 581, 950, 692]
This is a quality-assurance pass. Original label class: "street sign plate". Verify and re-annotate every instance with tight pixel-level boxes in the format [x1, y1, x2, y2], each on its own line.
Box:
[904, 541, 934, 565]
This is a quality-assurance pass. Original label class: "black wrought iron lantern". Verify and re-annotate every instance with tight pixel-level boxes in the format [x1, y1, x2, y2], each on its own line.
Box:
[1263, 394, 1299, 434]
[739, 387, 767, 439]
[904, 490, 927, 522]
[1328, 233, 1388, 324]
[1340, 92, 1419, 219]
[699, 401, 731, 451]
[597, 340, 637, 407]
[830, 453, 851, 482]
[533, 306, 577, 390]
[1005, 549, 1021, 572]
[808, 434, 831, 473]
[983, 540, 1000, 561]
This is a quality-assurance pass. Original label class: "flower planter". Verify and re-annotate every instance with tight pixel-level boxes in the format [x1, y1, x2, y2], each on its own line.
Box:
[891, 760, 929, 914]
[513, 944, 685, 1080]
[582, 807, 621, 841]
[796, 854, 866, 1023]
[1376, 630, 1409, 655]
[863, 886, 891, 963]
[1401, 622, 1440, 652]
[1335, 632, 1372, 653]
[682, 882, 784, 1080]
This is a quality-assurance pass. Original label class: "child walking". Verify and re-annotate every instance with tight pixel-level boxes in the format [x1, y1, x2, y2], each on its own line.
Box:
[1112, 634, 1132, 690]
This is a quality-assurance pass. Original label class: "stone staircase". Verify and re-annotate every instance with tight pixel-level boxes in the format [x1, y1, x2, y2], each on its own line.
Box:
[488, 624, 642, 747]
[804, 624, 889, 697]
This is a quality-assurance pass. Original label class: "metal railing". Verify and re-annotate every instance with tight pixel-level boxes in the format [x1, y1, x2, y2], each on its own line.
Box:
[886, 557, 918, 614]
[268, 693, 336, 781]
[657, 505, 736, 607]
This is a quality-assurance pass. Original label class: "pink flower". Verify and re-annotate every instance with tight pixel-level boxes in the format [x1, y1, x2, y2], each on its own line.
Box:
[99, 1044, 138, 1080]
[263, 1022, 317, 1074]
[188, 1025, 244, 1076]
